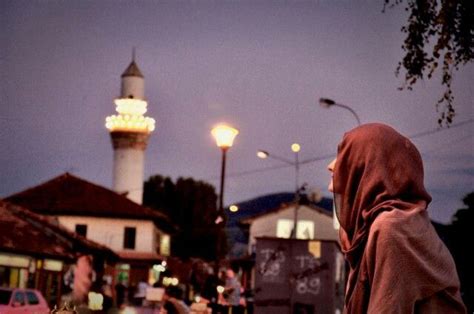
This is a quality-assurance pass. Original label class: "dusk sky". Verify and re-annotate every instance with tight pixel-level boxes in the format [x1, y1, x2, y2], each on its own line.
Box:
[1, 0, 473, 223]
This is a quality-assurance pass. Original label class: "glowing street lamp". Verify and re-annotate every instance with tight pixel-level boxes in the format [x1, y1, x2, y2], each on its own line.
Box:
[211, 125, 239, 149]
[211, 124, 238, 266]
[211, 124, 239, 216]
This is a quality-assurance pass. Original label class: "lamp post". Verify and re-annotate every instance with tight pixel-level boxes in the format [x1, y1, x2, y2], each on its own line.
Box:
[319, 97, 361, 230]
[319, 97, 361, 126]
[257, 143, 302, 239]
[211, 124, 239, 259]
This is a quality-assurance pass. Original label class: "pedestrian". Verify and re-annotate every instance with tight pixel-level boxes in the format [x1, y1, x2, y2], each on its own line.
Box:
[327, 123, 466, 313]
[133, 279, 149, 306]
[162, 285, 190, 314]
[101, 276, 113, 311]
[115, 280, 127, 309]
[223, 268, 242, 314]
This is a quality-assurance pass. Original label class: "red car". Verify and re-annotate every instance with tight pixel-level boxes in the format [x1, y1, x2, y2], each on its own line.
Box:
[0, 288, 50, 314]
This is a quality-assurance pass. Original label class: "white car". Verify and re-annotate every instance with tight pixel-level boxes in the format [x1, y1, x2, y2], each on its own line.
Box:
[0, 288, 50, 314]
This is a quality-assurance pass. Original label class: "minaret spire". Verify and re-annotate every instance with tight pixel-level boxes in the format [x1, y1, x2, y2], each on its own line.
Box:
[105, 56, 155, 204]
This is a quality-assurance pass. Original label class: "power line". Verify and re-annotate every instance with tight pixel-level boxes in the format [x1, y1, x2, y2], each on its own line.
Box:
[422, 133, 473, 155]
[409, 118, 474, 139]
[221, 118, 474, 180]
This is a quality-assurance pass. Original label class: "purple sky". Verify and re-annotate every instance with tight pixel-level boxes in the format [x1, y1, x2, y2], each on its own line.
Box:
[1, 0, 473, 223]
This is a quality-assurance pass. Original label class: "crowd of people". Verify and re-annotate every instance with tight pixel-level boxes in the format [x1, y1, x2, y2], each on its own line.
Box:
[100, 266, 248, 314]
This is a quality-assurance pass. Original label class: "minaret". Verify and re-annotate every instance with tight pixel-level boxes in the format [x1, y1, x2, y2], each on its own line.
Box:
[105, 54, 155, 204]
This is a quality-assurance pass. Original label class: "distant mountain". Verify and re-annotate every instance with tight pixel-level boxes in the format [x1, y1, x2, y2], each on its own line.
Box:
[226, 192, 332, 227]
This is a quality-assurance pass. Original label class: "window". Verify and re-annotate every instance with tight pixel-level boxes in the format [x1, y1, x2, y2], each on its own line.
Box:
[123, 227, 136, 249]
[297, 221, 315, 239]
[0, 289, 12, 305]
[276, 219, 294, 238]
[26, 291, 39, 305]
[276, 219, 315, 239]
[75, 224, 87, 237]
[160, 234, 170, 256]
[13, 291, 25, 306]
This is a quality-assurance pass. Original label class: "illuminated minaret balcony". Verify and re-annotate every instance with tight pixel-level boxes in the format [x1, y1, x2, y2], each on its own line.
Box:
[105, 98, 155, 133]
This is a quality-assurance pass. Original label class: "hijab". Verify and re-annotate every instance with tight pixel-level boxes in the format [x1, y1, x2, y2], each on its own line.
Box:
[332, 123, 431, 267]
[333, 123, 466, 313]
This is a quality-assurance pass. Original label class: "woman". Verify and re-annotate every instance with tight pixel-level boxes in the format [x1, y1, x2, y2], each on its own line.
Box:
[327, 123, 466, 313]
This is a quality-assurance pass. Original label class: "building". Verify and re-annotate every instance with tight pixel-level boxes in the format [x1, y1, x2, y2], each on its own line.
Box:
[253, 237, 344, 314]
[242, 202, 338, 255]
[105, 54, 155, 204]
[6, 173, 174, 288]
[0, 200, 117, 307]
[224, 192, 340, 304]
[225, 192, 336, 258]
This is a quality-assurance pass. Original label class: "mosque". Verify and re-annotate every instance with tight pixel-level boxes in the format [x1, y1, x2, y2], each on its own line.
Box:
[3, 55, 173, 302]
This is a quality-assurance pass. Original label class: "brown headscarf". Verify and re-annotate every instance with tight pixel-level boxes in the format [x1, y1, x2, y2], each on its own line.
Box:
[333, 123, 465, 313]
[333, 123, 431, 266]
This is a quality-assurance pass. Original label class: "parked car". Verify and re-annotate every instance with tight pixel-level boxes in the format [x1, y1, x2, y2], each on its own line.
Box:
[0, 288, 50, 314]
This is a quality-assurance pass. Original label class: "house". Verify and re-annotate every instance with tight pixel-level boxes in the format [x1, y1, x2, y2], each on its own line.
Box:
[242, 202, 339, 254]
[225, 192, 336, 258]
[0, 199, 117, 306]
[224, 192, 339, 296]
[5, 173, 175, 288]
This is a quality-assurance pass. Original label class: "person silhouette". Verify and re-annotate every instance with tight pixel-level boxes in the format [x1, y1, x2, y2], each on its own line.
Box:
[327, 123, 466, 313]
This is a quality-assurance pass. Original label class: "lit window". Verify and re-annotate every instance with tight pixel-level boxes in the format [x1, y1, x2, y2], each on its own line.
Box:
[276, 219, 294, 238]
[276, 219, 314, 239]
[160, 235, 170, 256]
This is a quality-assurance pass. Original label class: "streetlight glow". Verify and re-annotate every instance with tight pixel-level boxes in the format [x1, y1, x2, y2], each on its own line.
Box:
[291, 143, 301, 153]
[257, 150, 269, 159]
[229, 205, 239, 212]
[216, 285, 225, 294]
[211, 124, 239, 149]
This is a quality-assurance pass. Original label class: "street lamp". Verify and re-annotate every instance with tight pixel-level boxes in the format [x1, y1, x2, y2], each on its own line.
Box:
[211, 124, 239, 218]
[319, 98, 361, 231]
[257, 143, 302, 239]
[211, 123, 238, 275]
[319, 97, 361, 126]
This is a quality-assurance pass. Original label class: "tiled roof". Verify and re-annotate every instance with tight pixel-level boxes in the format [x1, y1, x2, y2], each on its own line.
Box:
[5, 173, 174, 233]
[121, 61, 144, 78]
[0, 200, 117, 261]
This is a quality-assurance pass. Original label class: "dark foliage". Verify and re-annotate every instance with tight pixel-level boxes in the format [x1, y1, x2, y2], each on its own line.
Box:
[143, 175, 226, 261]
[448, 192, 474, 311]
[385, 0, 474, 126]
